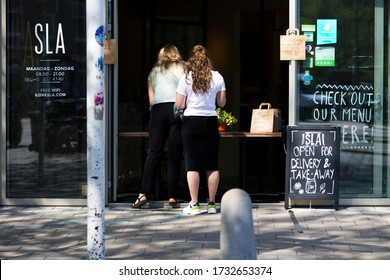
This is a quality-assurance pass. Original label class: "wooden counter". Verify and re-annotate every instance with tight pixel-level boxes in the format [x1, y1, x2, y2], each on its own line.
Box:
[118, 131, 283, 191]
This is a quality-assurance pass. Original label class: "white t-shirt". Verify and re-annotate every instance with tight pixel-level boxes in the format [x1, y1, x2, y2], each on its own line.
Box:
[176, 70, 226, 116]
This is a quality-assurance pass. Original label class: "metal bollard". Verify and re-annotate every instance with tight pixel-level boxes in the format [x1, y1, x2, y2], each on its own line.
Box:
[220, 188, 257, 259]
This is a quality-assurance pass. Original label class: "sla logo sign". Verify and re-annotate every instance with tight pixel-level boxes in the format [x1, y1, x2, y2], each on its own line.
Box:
[34, 23, 66, 54]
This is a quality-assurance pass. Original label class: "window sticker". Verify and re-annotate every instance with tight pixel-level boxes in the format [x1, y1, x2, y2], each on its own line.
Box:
[315, 46, 335, 67]
[302, 24, 316, 32]
[304, 32, 314, 42]
[303, 57, 314, 68]
[302, 24, 316, 43]
[317, 19, 337, 45]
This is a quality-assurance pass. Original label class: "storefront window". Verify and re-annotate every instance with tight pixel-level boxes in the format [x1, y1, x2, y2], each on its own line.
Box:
[298, 0, 389, 198]
[6, 0, 86, 198]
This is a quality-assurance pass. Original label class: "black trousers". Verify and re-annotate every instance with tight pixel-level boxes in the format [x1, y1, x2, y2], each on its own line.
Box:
[140, 102, 183, 198]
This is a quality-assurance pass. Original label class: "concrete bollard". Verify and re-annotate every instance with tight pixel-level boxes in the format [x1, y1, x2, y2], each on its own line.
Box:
[220, 188, 257, 259]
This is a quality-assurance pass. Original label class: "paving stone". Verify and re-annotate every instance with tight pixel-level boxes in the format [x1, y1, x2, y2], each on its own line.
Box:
[1, 204, 390, 260]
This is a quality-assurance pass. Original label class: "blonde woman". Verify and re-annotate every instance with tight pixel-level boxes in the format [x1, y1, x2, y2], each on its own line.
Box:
[176, 45, 227, 214]
[132, 45, 185, 208]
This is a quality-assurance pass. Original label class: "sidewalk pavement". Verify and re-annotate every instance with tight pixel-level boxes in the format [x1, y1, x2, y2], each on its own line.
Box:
[0, 202, 389, 260]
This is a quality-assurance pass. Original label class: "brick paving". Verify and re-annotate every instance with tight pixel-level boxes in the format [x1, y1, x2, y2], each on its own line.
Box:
[0, 203, 389, 260]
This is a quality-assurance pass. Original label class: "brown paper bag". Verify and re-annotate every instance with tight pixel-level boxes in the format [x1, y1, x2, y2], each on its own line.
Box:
[250, 103, 280, 133]
[280, 28, 306, 61]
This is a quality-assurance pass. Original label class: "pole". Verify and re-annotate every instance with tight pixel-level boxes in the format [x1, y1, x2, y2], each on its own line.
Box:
[220, 188, 256, 259]
[86, 0, 105, 260]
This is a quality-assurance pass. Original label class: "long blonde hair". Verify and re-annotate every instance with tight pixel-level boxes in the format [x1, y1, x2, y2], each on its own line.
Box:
[185, 45, 213, 94]
[149, 45, 184, 79]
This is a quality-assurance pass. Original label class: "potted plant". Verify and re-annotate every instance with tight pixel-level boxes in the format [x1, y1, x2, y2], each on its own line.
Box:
[216, 107, 238, 132]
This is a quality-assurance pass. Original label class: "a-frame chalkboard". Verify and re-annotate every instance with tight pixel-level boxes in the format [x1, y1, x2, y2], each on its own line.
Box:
[285, 126, 340, 209]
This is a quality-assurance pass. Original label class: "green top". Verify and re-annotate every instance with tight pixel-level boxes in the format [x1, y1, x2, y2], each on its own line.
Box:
[148, 64, 184, 105]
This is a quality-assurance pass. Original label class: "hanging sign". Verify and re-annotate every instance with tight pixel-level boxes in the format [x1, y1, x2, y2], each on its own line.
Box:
[104, 39, 117, 64]
[280, 28, 306, 61]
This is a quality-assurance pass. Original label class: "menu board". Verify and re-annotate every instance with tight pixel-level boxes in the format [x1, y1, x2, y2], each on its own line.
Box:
[285, 126, 340, 209]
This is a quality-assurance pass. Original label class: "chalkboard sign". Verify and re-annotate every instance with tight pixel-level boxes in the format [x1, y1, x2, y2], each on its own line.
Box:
[285, 126, 340, 209]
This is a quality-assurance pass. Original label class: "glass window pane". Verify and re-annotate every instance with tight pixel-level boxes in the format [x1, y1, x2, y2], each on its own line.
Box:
[298, 0, 388, 198]
[6, 0, 87, 198]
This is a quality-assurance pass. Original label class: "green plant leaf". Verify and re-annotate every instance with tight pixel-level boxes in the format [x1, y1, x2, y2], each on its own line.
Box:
[216, 108, 238, 126]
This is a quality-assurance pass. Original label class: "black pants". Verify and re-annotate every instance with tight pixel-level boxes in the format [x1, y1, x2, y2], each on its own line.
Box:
[140, 102, 183, 198]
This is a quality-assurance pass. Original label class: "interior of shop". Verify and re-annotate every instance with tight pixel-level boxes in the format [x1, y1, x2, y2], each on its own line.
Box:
[115, 0, 289, 202]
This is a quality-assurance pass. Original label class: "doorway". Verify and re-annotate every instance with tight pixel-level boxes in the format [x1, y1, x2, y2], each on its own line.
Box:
[114, 0, 289, 203]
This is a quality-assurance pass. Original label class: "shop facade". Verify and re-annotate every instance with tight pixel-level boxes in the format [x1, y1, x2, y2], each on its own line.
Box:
[1, 0, 389, 206]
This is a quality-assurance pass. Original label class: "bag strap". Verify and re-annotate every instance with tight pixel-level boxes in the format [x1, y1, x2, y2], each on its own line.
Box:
[286, 28, 300, 36]
[259, 103, 271, 109]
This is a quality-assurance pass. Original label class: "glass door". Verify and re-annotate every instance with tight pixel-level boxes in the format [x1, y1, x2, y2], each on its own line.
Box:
[297, 0, 389, 199]
[4, 0, 87, 203]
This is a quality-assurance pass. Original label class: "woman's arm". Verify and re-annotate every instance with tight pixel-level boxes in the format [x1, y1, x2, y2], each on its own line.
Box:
[147, 81, 155, 106]
[176, 93, 186, 110]
[216, 90, 226, 108]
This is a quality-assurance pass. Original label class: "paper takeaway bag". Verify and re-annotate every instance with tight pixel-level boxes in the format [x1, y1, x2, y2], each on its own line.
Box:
[250, 103, 280, 133]
[280, 28, 306, 61]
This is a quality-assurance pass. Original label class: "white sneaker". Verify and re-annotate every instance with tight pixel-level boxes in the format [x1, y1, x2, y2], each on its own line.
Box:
[207, 202, 217, 214]
[183, 202, 201, 215]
